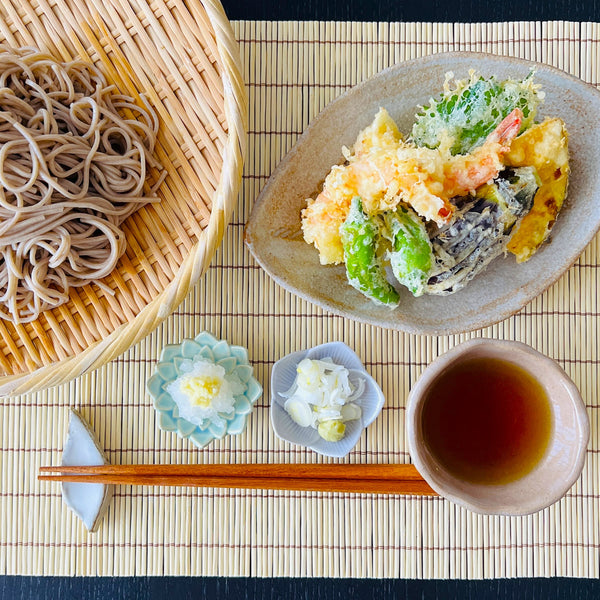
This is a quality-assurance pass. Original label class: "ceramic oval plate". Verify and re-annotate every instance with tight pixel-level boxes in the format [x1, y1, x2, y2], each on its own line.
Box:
[245, 52, 600, 335]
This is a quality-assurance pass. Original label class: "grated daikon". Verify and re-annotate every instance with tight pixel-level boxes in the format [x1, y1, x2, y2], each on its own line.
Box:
[166, 359, 245, 428]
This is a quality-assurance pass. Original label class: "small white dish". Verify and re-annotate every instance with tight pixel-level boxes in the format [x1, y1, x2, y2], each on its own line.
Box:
[270, 341, 385, 458]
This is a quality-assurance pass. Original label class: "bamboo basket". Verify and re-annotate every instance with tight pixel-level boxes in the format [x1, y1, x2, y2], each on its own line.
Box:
[0, 0, 247, 396]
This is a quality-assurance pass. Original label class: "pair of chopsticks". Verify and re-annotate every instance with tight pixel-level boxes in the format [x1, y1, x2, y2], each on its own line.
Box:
[38, 463, 437, 496]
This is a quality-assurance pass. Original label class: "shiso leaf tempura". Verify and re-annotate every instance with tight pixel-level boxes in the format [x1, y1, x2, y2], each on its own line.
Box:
[412, 70, 543, 155]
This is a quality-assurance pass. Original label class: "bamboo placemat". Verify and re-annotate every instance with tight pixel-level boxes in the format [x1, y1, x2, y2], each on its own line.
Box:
[1, 20, 600, 578]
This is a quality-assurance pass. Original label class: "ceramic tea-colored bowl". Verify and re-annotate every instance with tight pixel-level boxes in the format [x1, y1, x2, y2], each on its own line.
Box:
[245, 52, 600, 335]
[406, 338, 589, 515]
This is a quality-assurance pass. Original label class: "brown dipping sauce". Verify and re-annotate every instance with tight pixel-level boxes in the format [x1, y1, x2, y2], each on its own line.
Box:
[421, 356, 553, 485]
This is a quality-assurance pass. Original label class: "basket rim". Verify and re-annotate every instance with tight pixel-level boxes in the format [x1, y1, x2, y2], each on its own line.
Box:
[0, 0, 248, 397]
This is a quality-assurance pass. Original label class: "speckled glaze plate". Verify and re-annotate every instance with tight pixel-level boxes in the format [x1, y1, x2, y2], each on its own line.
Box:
[245, 52, 600, 335]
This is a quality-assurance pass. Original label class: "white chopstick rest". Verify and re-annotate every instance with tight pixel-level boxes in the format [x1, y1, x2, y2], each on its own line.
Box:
[60, 410, 113, 532]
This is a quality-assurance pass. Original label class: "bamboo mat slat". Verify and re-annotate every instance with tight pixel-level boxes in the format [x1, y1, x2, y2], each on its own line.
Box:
[1, 20, 600, 578]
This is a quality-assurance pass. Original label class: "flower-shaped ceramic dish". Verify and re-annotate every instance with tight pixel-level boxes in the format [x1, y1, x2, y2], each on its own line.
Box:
[245, 52, 600, 335]
[147, 331, 262, 449]
[270, 341, 385, 458]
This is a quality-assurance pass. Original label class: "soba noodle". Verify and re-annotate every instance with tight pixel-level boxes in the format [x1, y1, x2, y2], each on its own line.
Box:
[0, 46, 164, 323]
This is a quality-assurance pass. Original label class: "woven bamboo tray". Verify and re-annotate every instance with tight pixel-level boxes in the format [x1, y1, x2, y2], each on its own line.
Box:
[0, 0, 247, 396]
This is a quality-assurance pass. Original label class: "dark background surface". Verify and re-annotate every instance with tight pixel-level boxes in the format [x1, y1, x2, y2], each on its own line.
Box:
[223, 0, 598, 23]
[3, 576, 600, 598]
[3, 1, 599, 598]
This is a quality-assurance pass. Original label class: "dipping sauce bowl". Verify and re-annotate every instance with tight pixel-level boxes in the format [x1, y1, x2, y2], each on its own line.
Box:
[406, 338, 589, 515]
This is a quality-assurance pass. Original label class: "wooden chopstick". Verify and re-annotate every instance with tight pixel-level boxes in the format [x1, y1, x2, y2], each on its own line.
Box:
[38, 463, 437, 496]
[40, 463, 425, 479]
[38, 475, 435, 495]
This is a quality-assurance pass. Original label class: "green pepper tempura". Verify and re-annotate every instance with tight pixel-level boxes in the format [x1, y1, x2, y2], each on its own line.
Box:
[340, 198, 400, 307]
